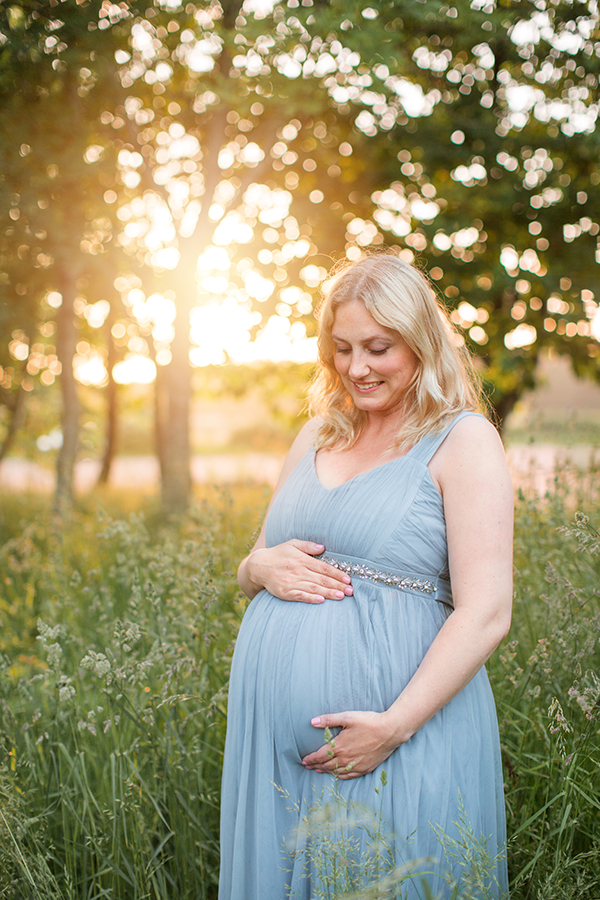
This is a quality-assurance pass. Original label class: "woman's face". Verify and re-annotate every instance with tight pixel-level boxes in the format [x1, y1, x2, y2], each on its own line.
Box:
[331, 299, 419, 417]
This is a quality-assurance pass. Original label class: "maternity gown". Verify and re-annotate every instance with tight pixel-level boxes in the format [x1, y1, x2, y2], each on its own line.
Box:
[219, 412, 508, 899]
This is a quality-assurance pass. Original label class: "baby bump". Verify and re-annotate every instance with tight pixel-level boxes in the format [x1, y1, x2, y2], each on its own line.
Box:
[234, 588, 443, 760]
[283, 595, 382, 758]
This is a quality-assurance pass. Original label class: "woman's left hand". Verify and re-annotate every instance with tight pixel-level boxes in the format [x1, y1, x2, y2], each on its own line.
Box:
[301, 711, 400, 780]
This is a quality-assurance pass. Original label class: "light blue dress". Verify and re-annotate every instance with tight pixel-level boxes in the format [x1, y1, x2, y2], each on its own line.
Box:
[219, 413, 508, 899]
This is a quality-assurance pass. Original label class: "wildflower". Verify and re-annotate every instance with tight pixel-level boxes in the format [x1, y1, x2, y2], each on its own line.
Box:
[57, 677, 75, 702]
[80, 651, 112, 679]
[46, 643, 63, 670]
[568, 671, 600, 721]
[36, 619, 62, 642]
[548, 698, 572, 760]
[77, 720, 97, 735]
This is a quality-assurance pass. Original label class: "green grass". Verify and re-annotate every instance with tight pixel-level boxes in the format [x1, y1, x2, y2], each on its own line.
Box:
[490, 485, 600, 900]
[0, 474, 599, 899]
[0, 487, 266, 899]
[503, 409, 600, 446]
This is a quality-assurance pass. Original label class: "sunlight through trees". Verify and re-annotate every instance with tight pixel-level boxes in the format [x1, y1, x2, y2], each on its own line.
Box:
[1, 0, 599, 511]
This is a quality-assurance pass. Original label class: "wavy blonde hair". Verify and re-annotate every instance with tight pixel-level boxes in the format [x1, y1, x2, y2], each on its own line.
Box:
[308, 254, 486, 451]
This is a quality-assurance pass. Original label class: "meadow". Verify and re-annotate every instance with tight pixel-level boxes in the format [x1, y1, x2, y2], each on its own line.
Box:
[0, 469, 598, 900]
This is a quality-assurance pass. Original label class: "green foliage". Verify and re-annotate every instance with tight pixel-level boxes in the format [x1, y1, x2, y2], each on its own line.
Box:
[2, 0, 600, 481]
[278, 771, 406, 900]
[280, 769, 507, 899]
[311, 0, 600, 420]
[0, 492, 254, 899]
[490, 484, 600, 900]
[193, 361, 314, 431]
[0, 473, 599, 898]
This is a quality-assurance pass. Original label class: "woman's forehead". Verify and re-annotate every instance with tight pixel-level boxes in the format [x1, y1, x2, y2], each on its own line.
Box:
[332, 300, 398, 338]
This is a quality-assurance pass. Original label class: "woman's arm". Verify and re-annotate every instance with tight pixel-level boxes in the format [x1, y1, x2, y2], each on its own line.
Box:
[302, 415, 513, 777]
[238, 420, 354, 604]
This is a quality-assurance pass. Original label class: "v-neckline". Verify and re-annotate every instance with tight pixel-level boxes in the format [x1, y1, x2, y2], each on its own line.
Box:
[312, 447, 413, 492]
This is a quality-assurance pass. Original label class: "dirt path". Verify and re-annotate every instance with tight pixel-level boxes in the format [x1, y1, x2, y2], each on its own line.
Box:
[1, 445, 599, 497]
[0, 453, 286, 493]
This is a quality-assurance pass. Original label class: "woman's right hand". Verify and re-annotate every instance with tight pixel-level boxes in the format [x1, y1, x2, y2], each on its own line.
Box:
[240, 540, 353, 604]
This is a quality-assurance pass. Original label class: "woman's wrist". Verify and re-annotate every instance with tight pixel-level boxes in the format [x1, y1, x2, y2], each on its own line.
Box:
[238, 548, 266, 599]
[380, 704, 416, 749]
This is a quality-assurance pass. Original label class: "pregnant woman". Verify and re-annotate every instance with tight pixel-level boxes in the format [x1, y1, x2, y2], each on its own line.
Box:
[219, 254, 513, 899]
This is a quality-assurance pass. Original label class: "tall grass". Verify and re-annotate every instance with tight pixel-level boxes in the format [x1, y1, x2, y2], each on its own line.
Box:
[490, 477, 600, 900]
[0, 488, 264, 899]
[0, 471, 598, 898]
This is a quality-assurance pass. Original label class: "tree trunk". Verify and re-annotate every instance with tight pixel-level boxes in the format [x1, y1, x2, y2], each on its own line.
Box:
[0, 383, 27, 462]
[158, 307, 192, 513]
[54, 271, 79, 518]
[151, 106, 229, 513]
[154, 358, 169, 481]
[492, 389, 520, 435]
[97, 319, 118, 486]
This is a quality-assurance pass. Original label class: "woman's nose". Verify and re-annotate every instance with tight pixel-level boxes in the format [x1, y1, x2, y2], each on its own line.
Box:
[348, 353, 369, 378]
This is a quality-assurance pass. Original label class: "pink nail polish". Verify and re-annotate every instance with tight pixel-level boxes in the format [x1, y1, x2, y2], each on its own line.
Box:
[334, 591, 344, 600]
[311, 717, 321, 726]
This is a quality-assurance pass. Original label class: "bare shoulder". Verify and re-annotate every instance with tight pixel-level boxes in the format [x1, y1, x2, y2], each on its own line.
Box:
[270, 419, 321, 499]
[285, 418, 321, 468]
[439, 413, 505, 459]
[247, 419, 321, 552]
[429, 414, 511, 494]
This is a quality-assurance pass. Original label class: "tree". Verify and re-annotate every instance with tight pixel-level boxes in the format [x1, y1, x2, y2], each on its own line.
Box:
[95, 0, 384, 510]
[110, 0, 600, 516]
[282, 0, 600, 423]
[0, 1, 146, 514]
[2, 0, 599, 515]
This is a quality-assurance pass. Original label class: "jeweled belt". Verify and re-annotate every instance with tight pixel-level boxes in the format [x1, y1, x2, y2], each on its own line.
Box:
[316, 551, 453, 607]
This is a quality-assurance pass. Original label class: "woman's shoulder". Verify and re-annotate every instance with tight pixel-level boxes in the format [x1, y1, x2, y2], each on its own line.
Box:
[438, 411, 504, 459]
[429, 411, 510, 492]
[447, 410, 501, 444]
[288, 418, 321, 461]
[268, 419, 321, 503]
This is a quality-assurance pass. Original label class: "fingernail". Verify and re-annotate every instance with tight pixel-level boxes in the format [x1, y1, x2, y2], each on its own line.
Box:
[344, 587, 353, 595]
[315, 597, 325, 604]
[314, 544, 325, 551]
[311, 717, 321, 726]
[342, 576, 351, 584]
[334, 591, 344, 600]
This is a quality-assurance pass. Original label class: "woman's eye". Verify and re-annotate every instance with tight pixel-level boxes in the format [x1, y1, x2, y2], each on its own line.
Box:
[370, 348, 387, 355]
[335, 347, 350, 354]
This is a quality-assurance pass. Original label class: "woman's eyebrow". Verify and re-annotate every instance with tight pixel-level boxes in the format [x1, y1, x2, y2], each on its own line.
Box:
[332, 335, 392, 345]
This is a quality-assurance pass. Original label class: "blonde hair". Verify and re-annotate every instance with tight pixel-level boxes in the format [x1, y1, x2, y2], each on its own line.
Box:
[308, 254, 486, 451]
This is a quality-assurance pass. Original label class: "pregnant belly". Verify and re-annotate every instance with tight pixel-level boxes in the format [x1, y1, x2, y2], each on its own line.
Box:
[235, 590, 386, 759]
[288, 639, 345, 758]
[231, 586, 444, 762]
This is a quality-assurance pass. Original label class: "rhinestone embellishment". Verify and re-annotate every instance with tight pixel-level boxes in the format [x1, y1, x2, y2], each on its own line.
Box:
[321, 556, 436, 595]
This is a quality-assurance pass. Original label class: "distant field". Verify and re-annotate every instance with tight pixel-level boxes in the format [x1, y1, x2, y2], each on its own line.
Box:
[504, 410, 600, 446]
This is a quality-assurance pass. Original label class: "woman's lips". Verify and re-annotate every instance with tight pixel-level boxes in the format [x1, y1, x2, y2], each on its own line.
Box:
[352, 381, 383, 392]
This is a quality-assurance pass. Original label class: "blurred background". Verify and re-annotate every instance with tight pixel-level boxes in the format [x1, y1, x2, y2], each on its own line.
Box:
[2, 0, 600, 514]
[2, 6, 600, 899]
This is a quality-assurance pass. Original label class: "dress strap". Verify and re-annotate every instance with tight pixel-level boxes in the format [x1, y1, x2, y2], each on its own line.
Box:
[405, 411, 484, 466]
